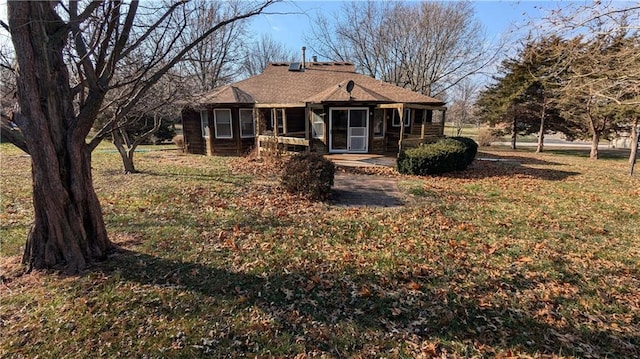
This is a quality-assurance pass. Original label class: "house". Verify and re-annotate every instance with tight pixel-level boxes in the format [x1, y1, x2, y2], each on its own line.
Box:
[181, 52, 446, 156]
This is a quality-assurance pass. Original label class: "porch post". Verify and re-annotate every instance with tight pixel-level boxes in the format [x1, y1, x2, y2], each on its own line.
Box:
[206, 133, 213, 156]
[304, 105, 310, 152]
[206, 108, 213, 156]
[420, 109, 427, 139]
[282, 109, 288, 135]
[398, 104, 405, 157]
[253, 108, 261, 157]
[272, 108, 278, 137]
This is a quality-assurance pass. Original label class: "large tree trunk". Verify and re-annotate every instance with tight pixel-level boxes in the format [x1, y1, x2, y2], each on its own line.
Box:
[586, 109, 600, 160]
[9, 2, 114, 273]
[511, 115, 517, 150]
[113, 130, 139, 174]
[590, 132, 600, 160]
[536, 102, 546, 153]
[629, 117, 639, 176]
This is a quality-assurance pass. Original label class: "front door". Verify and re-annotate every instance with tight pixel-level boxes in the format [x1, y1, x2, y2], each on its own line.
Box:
[329, 108, 369, 153]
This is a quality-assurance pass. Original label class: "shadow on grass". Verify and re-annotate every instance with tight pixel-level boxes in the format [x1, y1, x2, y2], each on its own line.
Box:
[92, 249, 639, 357]
[95, 166, 247, 186]
[476, 151, 566, 166]
[426, 151, 580, 181]
[545, 148, 631, 160]
[330, 188, 403, 207]
[483, 147, 631, 160]
[140, 169, 249, 185]
[442, 160, 580, 181]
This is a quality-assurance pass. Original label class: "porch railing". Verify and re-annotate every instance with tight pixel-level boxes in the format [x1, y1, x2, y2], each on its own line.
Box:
[257, 135, 310, 155]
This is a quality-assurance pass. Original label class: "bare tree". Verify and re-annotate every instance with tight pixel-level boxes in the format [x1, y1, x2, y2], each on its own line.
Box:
[4, 0, 275, 273]
[0, 37, 26, 150]
[177, 0, 249, 92]
[239, 33, 297, 77]
[306, 2, 502, 97]
[448, 79, 480, 136]
[94, 70, 186, 174]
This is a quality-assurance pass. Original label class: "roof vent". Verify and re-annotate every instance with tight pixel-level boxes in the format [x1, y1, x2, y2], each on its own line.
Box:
[288, 62, 302, 71]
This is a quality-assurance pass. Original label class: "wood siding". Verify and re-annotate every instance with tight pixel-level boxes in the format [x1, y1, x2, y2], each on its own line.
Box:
[211, 107, 255, 155]
[182, 107, 206, 155]
[384, 123, 444, 152]
[183, 104, 445, 156]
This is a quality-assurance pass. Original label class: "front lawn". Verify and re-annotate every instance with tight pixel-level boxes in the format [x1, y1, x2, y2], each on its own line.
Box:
[1, 144, 638, 357]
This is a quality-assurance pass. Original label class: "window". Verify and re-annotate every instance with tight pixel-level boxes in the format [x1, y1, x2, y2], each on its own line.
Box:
[425, 110, 433, 123]
[391, 108, 411, 127]
[414, 109, 424, 124]
[239, 109, 255, 138]
[373, 109, 384, 137]
[311, 109, 324, 139]
[200, 110, 209, 138]
[213, 109, 232, 139]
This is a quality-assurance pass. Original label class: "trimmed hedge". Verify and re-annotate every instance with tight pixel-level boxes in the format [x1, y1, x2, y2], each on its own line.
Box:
[397, 137, 477, 175]
[281, 153, 335, 201]
[449, 136, 478, 169]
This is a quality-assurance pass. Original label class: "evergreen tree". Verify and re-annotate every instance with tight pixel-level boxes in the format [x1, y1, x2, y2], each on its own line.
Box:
[476, 37, 583, 150]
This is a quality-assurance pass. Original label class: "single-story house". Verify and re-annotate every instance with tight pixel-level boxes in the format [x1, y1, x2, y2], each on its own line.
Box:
[181, 54, 446, 156]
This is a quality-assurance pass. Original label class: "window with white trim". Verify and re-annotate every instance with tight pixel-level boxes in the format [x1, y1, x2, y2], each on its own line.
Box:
[214, 109, 232, 139]
[392, 108, 411, 127]
[311, 109, 324, 139]
[239, 109, 255, 138]
[200, 110, 210, 138]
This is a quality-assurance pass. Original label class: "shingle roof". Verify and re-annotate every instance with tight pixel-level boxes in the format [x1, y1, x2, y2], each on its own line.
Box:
[198, 85, 254, 104]
[194, 62, 444, 106]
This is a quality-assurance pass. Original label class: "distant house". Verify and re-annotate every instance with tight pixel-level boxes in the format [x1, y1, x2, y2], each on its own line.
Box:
[181, 57, 446, 156]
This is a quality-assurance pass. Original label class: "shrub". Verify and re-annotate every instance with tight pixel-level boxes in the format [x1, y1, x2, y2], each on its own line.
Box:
[172, 135, 185, 152]
[448, 136, 478, 167]
[281, 153, 335, 201]
[476, 128, 499, 146]
[397, 138, 472, 175]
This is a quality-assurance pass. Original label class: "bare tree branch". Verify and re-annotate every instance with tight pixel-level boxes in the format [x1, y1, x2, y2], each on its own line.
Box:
[305, 2, 503, 97]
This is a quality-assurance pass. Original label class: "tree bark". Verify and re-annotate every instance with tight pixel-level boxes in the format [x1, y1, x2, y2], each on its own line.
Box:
[536, 102, 546, 153]
[585, 104, 600, 160]
[590, 132, 600, 160]
[113, 131, 138, 174]
[0, 122, 29, 154]
[511, 115, 517, 150]
[629, 117, 639, 176]
[9, 2, 114, 273]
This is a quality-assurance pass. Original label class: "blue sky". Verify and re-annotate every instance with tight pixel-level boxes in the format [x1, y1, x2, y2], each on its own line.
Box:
[247, 0, 558, 59]
[0, 1, 564, 55]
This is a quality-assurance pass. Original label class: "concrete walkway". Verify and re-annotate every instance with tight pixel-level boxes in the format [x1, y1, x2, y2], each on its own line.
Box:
[325, 154, 403, 208]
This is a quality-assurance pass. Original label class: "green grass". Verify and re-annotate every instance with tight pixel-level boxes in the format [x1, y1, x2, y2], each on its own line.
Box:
[1, 143, 639, 357]
[444, 123, 482, 138]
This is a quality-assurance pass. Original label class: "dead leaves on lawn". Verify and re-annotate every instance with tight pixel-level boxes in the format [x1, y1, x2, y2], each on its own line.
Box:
[1, 148, 639, 357]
